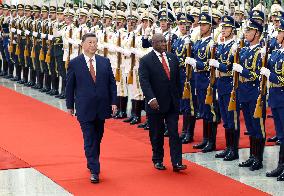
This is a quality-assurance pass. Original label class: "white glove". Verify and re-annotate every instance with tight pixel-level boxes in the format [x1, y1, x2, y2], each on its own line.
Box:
[32, 32, 38, 37]
[48, 22, 52, 27]
[260, 47, 266, 58]
[68, 38, 75, 45]
[25, 30, 30, 35]
[209, 59, 220, 68]
[48, 35, 54, 41]
[233, 63, 243, 73]
[108, 44, 116, 52]
[185, 57, 197, 68]
[231, 43, 238, 55]
[116, 47, 124, 53]
[145, 27, 151, 36]
[123, 49, 132, 57]
[41, 33, 47, 39]
[97, 43, 103, 50]
[11, 28, 16, 33]
[17, 29, 22, 35]
[260, 67, 271, 78]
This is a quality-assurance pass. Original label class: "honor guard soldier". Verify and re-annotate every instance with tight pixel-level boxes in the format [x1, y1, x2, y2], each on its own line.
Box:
[2, 3, 13, 79]
[172, 13, 197, 144]
[8, 4, 18, 80]
[45, 5, 58, 96]
[136, 11, 156, 130]
[189, 7, 201, 43]
[39, 5, 51, 93]
[109, 10, 128, 119]
[31, 4, 43, 90]
[122, 11, 144, 125]
[68, 8, 89, 60]
[50, 6, 66, 98]
[232, 19, 266, 171]
[185, 13, 218, 153]
[62, 7, 75, 99]
[0, 3, 10, 77]
[209, 16, 240, 161]
[89, 8, 101, 33]
[15, 2, 28, 85]
[23, 3, 34, 87]
[262, 18, 284, 181]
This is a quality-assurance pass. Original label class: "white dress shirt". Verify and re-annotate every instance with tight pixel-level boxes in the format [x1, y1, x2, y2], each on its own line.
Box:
[83, 53, 97, 73]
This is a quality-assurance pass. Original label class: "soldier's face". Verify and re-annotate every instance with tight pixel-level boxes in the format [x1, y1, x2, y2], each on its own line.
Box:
[0, 9, 3, 15]
[221, 26, 233, 38]
[92, 17, 99, 24]
[64, 16, 73, 25]
[200, 23, 211, 36]
[25, 10, 31, 17]
[12, 11, 17, 17]
[245, 28, 258, 42]
[79, 16, 87, 24]
[57, 13, 64, 22]
[42, 12, 48, 19]
[274, 20, 280, 28]
[18, 10, 24, 16]
[34, 12, 40, 18]
[50, 13, 56, 20]
[276, 31, 284, 45]
[104, 18, 112, 26]
[142, 20, 151, 28]
[234, 14, 243, 22]
[178, 22, 187, 34]
[127, 19, 137, 29]
[160, 20, 168, 30]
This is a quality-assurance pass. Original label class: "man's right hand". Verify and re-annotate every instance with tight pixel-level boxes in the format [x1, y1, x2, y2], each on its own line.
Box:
[67, 109, 74, 116]
[149, 99, 159, 110]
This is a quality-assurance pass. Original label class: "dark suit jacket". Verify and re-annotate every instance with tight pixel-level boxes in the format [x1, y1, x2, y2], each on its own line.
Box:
[66, 54, 117, 122]
[138, 50, 181, 114]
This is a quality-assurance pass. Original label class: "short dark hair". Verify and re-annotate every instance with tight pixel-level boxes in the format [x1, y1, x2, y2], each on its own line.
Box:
[81, 33, 97, 42]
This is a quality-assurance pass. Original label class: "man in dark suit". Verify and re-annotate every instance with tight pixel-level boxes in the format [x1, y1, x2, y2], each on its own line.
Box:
[139, 33, 187, 172]
[66, 33, 117, 183]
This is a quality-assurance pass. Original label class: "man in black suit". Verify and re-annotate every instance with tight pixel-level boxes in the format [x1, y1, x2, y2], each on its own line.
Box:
[138, 34, 187, 172]
[66, 33, 117, 183]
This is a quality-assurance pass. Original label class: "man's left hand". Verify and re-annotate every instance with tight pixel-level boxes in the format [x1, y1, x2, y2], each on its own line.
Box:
[112, 105, 118, 116]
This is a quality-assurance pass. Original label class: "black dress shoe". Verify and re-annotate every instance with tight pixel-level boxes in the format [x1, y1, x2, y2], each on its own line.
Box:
[267, 114, 274, 118]
[130, 116, 141, 125]
[182, 135, 193, 144]
[266, 165, 284, 177]
[173, 164, 187, 172]
[267, 136, 278, 142]
[244, 131, 249, 135]
[239, 157, 255, 167]
[144, 124, 150, 130]
[215, 148, 229, 159]
[249, 159, 263, 171]
[276, 140, 281, 145]
[123, 116, 134, 123]
[138, 121, 148, 128]
[90, 173, 99, 183]
[164, 130, 169, 137]
[277, 171, 284, 181]
[49, 90, 59, 96]
[223, 150, 239, 161]
[154, 162, 166, 170]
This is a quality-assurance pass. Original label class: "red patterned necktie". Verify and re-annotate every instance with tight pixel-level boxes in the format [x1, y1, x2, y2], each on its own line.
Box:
[161, 54, 170, 79]
[89, 59, 96, 82]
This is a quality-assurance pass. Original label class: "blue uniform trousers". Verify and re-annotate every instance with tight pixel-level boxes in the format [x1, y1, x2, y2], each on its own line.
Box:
[241, 99, 266, 138]
[271, 107, 284, 143]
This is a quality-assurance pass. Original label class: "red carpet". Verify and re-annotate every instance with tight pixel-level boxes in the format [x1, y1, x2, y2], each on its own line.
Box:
[0, 147, 30, 170]
[0, 85, 269, 195]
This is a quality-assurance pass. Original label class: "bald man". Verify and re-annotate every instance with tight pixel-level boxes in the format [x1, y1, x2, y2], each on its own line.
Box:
[138, 34, 187, 172]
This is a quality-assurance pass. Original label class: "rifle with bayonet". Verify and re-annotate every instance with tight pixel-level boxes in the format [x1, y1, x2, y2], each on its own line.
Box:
[45, 2, 53, 64]
[254, 0, 269, 118]
[182, 41, 193, 99]
[127, 0, 135, 84]
[205, 2, 217, 105]
[115, 0, 122, 82]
